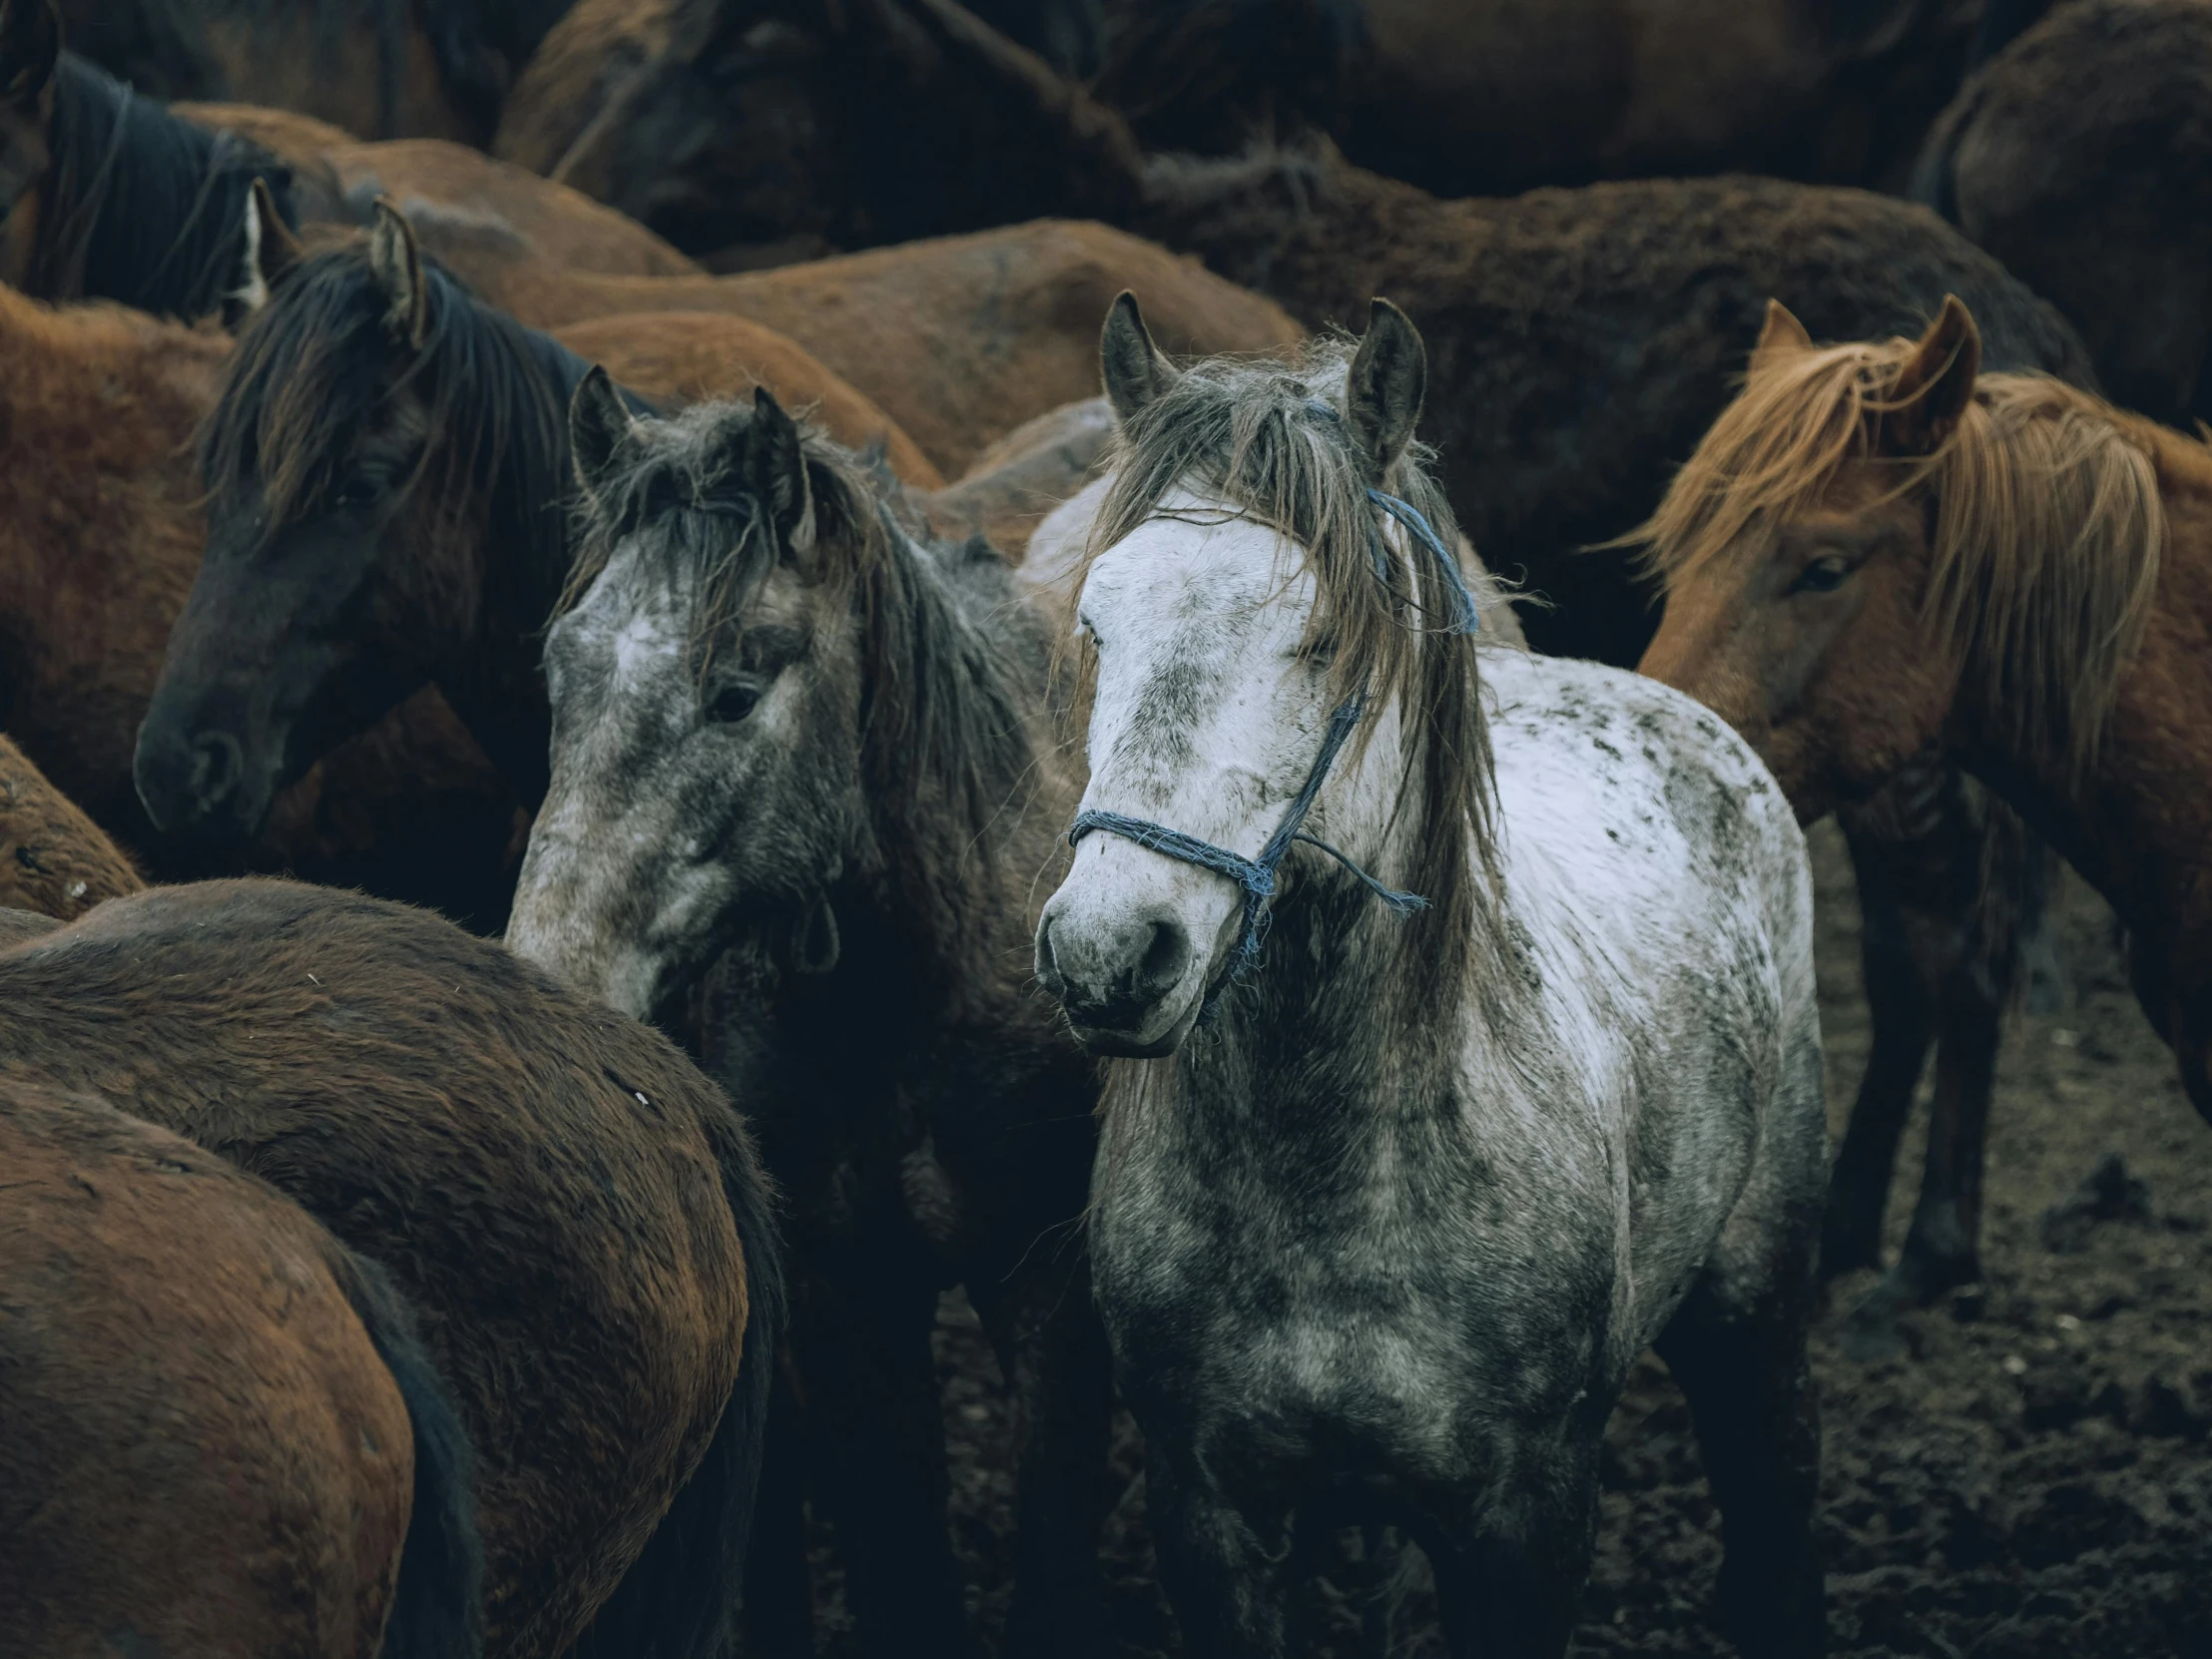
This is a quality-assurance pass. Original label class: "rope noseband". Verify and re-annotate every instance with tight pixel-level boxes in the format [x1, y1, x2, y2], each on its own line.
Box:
[1067, 484, 1479, 1020]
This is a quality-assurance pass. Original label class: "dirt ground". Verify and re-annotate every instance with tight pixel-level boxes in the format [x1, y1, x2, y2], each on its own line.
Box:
[815, 819, 2212, 1657]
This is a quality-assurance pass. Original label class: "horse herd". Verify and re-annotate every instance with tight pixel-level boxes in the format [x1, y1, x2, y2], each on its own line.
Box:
[2, 1, 2210, 1656]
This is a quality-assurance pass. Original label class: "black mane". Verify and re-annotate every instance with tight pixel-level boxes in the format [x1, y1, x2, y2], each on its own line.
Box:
[30, 53, 297, 319]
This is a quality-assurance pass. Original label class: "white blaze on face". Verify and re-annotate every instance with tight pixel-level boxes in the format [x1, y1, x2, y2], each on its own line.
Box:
[1039, 489, 1343, 1049]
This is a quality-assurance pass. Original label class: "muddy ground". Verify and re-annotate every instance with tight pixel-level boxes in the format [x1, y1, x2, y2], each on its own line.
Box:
[812, 820, 2212, 1656]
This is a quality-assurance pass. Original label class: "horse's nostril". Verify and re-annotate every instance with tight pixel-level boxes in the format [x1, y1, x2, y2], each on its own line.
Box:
[1136, 917, 1190, 996]
[1035, 917, 1065, 991]
[189, 732, 245, 814]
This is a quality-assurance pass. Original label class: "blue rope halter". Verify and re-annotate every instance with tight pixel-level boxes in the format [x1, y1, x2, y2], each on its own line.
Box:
[1067, 483, 1481, 1019]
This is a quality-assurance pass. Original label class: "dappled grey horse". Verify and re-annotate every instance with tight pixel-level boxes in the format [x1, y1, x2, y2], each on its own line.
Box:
[504, 374, 1110, 1659]
[1034, 294, 1830, 1657]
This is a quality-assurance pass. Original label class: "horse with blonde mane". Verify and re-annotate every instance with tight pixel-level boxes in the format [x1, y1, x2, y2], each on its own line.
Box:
[1639, 297, 2210, 1137]
[1037, 295, 1830, 1657]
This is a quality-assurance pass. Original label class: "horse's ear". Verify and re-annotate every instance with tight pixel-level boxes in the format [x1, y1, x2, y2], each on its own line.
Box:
[1347, 297, 1425, 482]
[0, 0, 59, 113]
[232, 176, 302, 317]
[1100, 290, 1177, 425]
[1885, 293, 1980, 455]
[367, 196, 429, 350]
[744, 386, 817, 557]
[568, 365, 636, 506]
[1751, 299, 1814, 372]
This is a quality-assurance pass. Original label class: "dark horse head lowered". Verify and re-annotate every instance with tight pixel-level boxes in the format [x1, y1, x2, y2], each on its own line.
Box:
[0, 0, 304, 320]
[134, 195, 614, 845]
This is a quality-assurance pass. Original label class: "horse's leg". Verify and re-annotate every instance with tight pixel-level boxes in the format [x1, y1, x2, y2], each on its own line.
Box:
[740, 1362, 815, 1656]
[790, 1268, 970, 1658]
[1144, 1444, 1295, 1658]
[967, 1246, 1114, 1659]
[1824, 804, 1939, 1280]
[1655, 1282, 1825, 1659]
[1423, 1450, 1600, 1659]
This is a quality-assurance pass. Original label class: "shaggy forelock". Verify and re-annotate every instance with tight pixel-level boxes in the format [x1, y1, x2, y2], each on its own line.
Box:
[1080, 336, 1500, 1026]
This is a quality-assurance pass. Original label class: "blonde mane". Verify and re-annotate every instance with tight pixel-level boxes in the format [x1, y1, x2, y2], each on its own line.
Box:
[1639, 334, 2166, 777]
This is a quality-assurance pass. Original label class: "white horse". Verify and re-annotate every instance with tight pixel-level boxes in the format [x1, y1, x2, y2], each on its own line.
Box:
[1034, 294, 1830, 1657]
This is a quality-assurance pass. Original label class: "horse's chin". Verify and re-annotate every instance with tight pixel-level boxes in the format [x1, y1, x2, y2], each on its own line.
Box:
[1067, 991, 1203, 1060]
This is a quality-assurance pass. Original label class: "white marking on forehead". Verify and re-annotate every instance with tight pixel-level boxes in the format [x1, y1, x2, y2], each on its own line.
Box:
[612, 605, 682, 694]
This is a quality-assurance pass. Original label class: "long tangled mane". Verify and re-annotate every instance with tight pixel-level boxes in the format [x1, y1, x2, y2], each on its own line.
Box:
[1080, 336, 1498, 1019]
[559, 400, 1043, 969]
[1641, 334, 2166, 778]
[31, 54, 296, 319]
[199, 235, 588, 601]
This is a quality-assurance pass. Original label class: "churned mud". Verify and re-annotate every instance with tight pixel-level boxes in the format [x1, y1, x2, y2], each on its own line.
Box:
[813, 821, 2212, 1657]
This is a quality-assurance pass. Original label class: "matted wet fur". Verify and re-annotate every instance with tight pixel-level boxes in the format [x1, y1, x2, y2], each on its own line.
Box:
[0, 1072, 482, 1658]
[512, 383, 1112, 1659]
[0, 877, 785, 1659]
[1077, 328, 1496, 1024]
[1639, 326, 2163, 782]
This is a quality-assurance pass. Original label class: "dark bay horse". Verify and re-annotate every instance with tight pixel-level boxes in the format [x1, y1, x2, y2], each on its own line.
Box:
[0, 1070, 481, 1658]
[505, 378, 1111, 1658]
[1037, 294, 1827, 1657]
[1641, 298, 2212, 1131]
[134, 198, 940, 864]
[0, 877, 785, 1658]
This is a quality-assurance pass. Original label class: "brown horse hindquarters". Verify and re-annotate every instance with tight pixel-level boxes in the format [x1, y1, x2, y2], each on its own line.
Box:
[556, 310, 946, 487]
[0, 1078, 449, 1658]
[0, 879, 774, 1658]
[434, 220, 1303, 476]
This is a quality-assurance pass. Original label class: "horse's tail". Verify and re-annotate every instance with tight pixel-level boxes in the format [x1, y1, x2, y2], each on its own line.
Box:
[337, 1249, 485, 1659]
[573, 1113, 789, 1659]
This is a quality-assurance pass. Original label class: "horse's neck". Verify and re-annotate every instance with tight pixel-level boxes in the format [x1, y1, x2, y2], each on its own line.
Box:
[1959, 475, 2212, 988]
[850, 531, 1071, 1016]
[440, 322, 604, 803]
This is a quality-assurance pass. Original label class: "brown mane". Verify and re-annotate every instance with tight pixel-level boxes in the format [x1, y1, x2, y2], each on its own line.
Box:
[1077, 335, 1500, 1021]
[1639, 338, 2165, 777]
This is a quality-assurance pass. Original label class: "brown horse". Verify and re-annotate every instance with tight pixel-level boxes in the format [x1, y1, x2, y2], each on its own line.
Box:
[0, 876, 784, 1658]
[57, 0, 493, 141]
[1638, 296, 2212, 1228]
[0, 1070, 481, 1658]
[0, 734, 142, 917]
[1913, 0, 2212, 429]
[424, 218, 1302, 478]
[133, 201, 946, 863]
[1095, 0, 1983, 197]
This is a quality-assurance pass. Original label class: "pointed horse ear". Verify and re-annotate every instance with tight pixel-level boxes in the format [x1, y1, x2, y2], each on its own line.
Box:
[1100, 290, 1178, 425]
[1751, 299, 1814, 372]
[1347, 297, 1425, 483]
[0, 0, 59, 114]
[1884, 293, 1980, 455]
[367, 196, 429, 349]
[232, 175, 302, 318]
[743, 386, 817, 557]
[569, 365, 638, 508]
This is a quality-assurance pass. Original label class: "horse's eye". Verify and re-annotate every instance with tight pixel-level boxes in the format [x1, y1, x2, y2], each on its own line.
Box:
[332, 473, 384, 515]
[1787, 554, 1855, 596]
[707, 682, 762, 724]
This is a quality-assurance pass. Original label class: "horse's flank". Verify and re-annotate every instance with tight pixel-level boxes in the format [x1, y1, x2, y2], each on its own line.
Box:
[1637, 344, 2165, 780]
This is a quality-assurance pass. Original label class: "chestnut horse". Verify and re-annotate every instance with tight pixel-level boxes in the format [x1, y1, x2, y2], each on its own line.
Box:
[134, 199, 941, 862]
[0, 877, 785, 1659]
[1639, 296, 2211, 1264]
[0, 1071, 481, 1658]
[0, 734, 142, 917]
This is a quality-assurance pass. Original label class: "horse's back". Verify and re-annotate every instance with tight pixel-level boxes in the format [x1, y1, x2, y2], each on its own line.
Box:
[1482, 648, 1825, 1346]
[0, 878, 756, 1655]
[0, 1075, 414, 1658]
